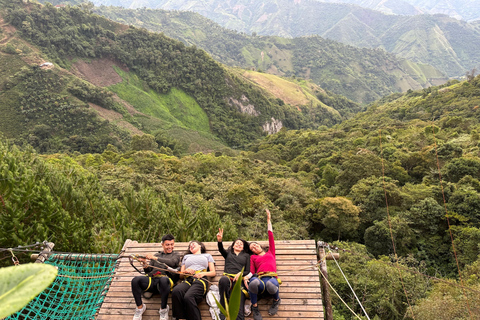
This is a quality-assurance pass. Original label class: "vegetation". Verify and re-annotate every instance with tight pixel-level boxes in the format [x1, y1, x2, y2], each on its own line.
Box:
[0, 264, 57, 318]
[2, 74, 480, 318]
[91, 5, 444, 104]
[0, 0, 353, 156]
[75, 0, 480, 78]
[1, 1, 480, 319]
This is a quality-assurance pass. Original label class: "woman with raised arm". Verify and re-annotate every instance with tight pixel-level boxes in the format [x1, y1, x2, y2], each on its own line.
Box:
[171, 240, 216, 320]
[246, 209, 281, 320]
[216, 228, 251, 320]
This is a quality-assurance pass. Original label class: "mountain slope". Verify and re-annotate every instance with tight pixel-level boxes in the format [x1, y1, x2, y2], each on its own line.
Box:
[91, 6, 446, 104]
[314, 0, 480, 22]
[80, 0, 480, 78]
[0, 0, 350, 154]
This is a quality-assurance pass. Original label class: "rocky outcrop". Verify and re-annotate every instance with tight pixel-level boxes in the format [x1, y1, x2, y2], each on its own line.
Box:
[263, 117, 283, 134]
[229, 95, 259, 116]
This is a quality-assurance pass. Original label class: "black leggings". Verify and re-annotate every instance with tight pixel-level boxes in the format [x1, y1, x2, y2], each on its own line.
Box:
[218, 276, 246, 320]
[171, 277, 207, 320]
[131, 275, 171, 309]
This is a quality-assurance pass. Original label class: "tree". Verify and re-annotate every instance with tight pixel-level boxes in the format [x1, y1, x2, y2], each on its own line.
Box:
[364, 216, 414, 257]
[309, 196, 360, 240]
[130, 134, 158, 151]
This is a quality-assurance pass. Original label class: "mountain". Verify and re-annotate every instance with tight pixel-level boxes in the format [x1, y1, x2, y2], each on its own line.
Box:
[0, 0, 351, 154]
[77, 6, 445, 104]
[314, 0, 480, 22]
[76, 0, 480, 78]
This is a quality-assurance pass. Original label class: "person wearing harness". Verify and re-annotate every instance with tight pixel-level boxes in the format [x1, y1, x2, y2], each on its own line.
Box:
[131, 234, 182, 320]
[216, 228, 251, 320]
[246, 209, 281, 320]
[172, 240, 216, 320]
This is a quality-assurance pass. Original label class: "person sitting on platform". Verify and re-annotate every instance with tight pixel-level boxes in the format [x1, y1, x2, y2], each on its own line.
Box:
[247, 209, 281, 320]
[132, 234, 182, 320]
[216, 228, 251, 320]
[172, 240, 216, 320]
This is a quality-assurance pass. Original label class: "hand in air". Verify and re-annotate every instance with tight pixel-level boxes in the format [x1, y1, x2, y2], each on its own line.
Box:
[266, 208, 271, 221]
[216, 228, 224, 242]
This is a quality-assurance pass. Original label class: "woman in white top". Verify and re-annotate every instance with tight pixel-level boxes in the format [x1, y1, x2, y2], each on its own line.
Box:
[171, 240, 216, 320]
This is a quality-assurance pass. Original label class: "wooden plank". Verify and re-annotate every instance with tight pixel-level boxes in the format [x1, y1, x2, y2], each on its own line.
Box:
[98, 240, 323, 320]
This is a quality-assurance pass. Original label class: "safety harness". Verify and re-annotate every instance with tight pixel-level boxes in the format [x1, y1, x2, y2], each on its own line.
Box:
[254, 272, 282, 294]
[183, 269, 208, 294]
[223, 272, 250, 298]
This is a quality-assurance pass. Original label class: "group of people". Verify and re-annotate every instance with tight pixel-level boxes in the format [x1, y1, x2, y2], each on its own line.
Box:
[131, 209, 281, 320]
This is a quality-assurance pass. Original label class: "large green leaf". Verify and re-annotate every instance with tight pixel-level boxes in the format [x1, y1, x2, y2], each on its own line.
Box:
[0, 263, 58, 318]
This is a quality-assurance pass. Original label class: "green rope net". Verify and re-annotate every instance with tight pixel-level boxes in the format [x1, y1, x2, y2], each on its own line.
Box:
[6, 253, 119, 320]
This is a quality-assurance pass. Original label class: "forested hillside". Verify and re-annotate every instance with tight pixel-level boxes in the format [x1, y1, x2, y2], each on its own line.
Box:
[2, 1, 480, 320]
[0, 0, 351, 155]
[79, 0, 480, 78]
[2, 71, 480, 318]
[90, 6, 445, 104]
[316, 0, 480, 22]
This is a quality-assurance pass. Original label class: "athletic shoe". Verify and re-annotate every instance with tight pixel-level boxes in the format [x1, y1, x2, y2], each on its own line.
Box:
[159, 305, 169, 320]
[268, 298, 281, 316]
[244, 303, 252, 316]
[252, 305, 262, 320]
[133, 304, 146, 320]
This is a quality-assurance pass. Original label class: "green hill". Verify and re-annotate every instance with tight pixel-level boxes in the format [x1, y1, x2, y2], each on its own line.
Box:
[0, 0, 350, 154]
[88, 6, 446, 104]
[78, 0, 480, 78]
[2, 74, 480, 320]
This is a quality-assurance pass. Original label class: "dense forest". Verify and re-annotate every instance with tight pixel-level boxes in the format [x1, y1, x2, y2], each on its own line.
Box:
[71, 0, 480, 78]
[1, 1, 480, 320]
[2, 74, 480, 318]
[0, 0, 349, 153]
[88, 6, 445, 104]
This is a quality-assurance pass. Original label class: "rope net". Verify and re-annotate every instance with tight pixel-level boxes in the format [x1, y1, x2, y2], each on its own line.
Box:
[6, 253, 119, 320]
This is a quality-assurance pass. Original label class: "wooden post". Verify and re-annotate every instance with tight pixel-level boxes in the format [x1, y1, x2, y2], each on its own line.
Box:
[318, 241, 333, 320]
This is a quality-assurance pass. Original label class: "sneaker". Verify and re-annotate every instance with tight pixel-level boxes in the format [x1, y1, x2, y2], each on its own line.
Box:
[252, 305, 262, 320]
[244, 303, 252, 316]
[268, 298, 281, 316]
[143, 291, 154, 299]
[159, 305, 169, 320]
[133, 304, 146, 320]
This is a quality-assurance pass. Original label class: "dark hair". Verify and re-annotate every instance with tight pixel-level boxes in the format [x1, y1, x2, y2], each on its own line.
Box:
[249, 241, 268, 254]
[162, 234, 175, 242]
[186, 240, 206, 254]
[228, 238, 250, 254]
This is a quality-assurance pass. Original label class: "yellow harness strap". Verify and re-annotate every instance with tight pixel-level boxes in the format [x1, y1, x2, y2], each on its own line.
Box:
[184, 270, 208, 294]
[258, 272, 282, 285]
[144, 275, 174, 291]
[223, 273, 250, 298]
[145, 276, 152, 291]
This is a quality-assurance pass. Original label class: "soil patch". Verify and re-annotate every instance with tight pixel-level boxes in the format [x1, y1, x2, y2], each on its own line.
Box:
[89, 103, 143, 136]
[72, 58, 128, 87]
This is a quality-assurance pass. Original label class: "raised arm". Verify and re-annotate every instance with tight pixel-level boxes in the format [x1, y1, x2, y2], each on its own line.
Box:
[216, 228, 228, 259]
[266, 208, 275, 255]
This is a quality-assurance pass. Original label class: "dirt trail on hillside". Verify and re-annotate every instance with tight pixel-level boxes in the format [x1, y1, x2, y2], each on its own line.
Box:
[71, 58, 128, 87]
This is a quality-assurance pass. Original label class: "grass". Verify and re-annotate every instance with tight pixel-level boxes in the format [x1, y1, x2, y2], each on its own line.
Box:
[109, 67, 210, 133]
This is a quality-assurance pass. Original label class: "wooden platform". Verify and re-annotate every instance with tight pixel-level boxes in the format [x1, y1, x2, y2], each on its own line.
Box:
[97, 239, 324, 320]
